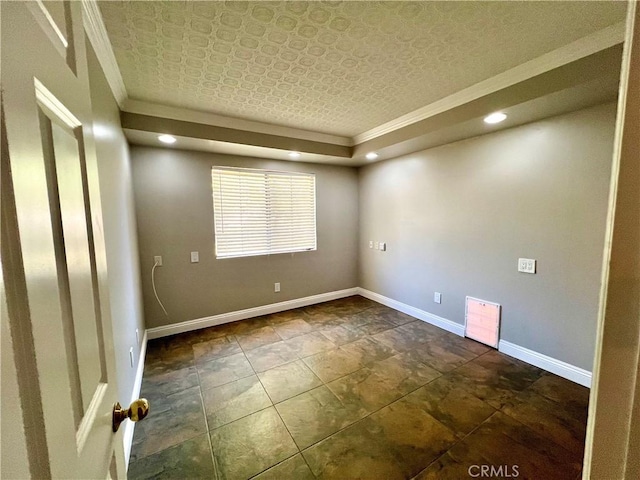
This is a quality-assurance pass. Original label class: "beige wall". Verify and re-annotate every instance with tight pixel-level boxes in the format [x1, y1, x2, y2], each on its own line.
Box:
[87, 45, 145, 404]
[130, 147, 359, 328]
[358, 103, 616, 370]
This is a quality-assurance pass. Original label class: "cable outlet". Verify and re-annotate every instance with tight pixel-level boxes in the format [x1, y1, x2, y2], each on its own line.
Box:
[154, 255, 163, 266]
[274, 282, 281, 293]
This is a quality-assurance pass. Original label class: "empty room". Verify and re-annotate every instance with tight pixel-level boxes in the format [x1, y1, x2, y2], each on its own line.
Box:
[2, 1, 639, 480]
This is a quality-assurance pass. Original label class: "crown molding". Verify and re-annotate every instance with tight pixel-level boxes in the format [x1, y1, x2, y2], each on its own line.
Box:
[353, 21, 627, 145]
[81, 0, 127, 106]
[122, 99, 352, 147]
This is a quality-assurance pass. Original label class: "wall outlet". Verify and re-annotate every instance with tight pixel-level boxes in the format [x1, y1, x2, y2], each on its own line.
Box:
[374, 241, 379, 250]
[369, 240, 373, 249]
[154, 255, 163, 266]
[129, 347, 134, 368]
[190, 251, 199, 263]
[518, 258, 537, 274]
[274, 282, 281, 293]
[434, 292, 442, 304]
[135, 328, 139, 344]
[379, 242, 386, 251]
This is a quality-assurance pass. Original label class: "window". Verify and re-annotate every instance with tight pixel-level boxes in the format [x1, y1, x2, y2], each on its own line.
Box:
[212, 166, 317, 259]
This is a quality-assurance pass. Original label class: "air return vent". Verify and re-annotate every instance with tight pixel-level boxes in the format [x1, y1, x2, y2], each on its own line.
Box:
[464, 297, 501, 348]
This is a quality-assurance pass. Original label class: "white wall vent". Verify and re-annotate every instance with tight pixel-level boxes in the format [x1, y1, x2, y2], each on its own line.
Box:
[464, 297, 501, 348]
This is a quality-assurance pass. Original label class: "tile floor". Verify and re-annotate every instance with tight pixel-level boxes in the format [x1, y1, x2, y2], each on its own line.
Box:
[128, 296, 589, 480]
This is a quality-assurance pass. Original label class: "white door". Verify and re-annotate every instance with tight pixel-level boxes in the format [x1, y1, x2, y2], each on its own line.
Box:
[2, 1, 125, 478]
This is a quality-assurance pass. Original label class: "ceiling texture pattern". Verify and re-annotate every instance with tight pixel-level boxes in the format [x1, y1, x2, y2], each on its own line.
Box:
[99, 1, 626, 137]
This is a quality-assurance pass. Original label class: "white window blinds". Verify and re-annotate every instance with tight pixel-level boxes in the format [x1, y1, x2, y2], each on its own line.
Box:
[212, 167, 317, 259]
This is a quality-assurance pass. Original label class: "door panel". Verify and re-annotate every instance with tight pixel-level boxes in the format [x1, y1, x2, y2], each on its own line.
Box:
[1, 1, 124, 478]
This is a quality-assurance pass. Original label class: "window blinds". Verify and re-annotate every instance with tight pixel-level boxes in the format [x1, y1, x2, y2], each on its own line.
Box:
[212, 167, 317, 259]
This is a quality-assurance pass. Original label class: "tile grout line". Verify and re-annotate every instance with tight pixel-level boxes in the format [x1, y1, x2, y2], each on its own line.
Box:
[194, 347, 220, 480]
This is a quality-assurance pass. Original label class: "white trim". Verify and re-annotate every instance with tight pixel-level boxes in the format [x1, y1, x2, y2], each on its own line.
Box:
[356, 288, 465, 337]
[35, 78, 82, 129]
[146, 288, 359, 340]
[353, 22, 626, 145]
[122, 330, 147, 469]
[121, 99, 353, 147]
[499, 340, 592, 388]
[26, 0, 69, 53]
[81, 0, 127, 106]
[76, 382, 108, 453]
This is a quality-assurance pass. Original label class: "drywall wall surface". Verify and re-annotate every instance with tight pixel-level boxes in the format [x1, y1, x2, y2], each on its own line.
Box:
[87, 44, 145, 404]
[131, 147, 359, 328]
[359, 103, 616, 370]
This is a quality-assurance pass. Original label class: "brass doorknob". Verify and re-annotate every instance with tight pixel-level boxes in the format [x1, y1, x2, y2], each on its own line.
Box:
[112, 398, 150, 432]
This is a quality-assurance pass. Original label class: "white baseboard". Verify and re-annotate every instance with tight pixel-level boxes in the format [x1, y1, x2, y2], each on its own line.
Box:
[357, 288, 465, 337]
[146, 288, 359, 340]
[123, 329, 148, 468]
[499, 340, 592, 388]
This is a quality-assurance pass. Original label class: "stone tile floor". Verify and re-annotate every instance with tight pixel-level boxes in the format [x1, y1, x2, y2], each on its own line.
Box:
[128, 296, 589, 480]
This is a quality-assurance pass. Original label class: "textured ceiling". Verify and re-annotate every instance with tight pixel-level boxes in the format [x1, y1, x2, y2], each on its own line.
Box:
[99, 1, 626, 137]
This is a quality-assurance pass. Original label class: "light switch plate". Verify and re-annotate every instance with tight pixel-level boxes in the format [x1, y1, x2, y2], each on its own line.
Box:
[434, 292, 442, 304]
[379, 242, 386, 251]
[518, 258, 536, 274]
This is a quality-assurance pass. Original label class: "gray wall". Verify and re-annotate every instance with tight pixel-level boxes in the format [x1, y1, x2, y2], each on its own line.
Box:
[358, 103, 616, 370]
[130, 147, 359, 328]
[87, 45, 145, 404]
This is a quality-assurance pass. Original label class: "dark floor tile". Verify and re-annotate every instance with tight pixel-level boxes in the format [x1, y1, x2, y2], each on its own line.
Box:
[127, 434, 215, 480]
[144, 340, 195, 376]
[439, 332, 492, 356]
[236, 326, 282, 351]
[368, 395, 459, 478]
[140, 366, 199, 402]
[273, 318, 316, 340]
[372, 327, 423, 353]
[529, 372, 590, 412]
[404, 375, 496, 438]
[340, 337, 397, 365]
[244, 341, 299, 373]
[453, 412, 582, 480]
[447, 351, 544, 409]
[318, 324, 365, 346]
[302, 417, 407, 480]
[501, 388, 587, 456]
[211, 407, 298, 480]
[396, 321, 444, 343]
[276, 385, 368, 449]
[474, 349, 543, 383]
[286, 331, 336, 358]
[252, 454, 315, 480]
[219, 317, 271, 336]
[197, 352, 254, 390]
[349, 317, 396, 335]
[413, 441, 491, 480]
[303, 348, 366, 383]
[327, 353, 440, 413]
[340, 310, 376, 329]
[193, 336, 242, 363]
[258, 360, 323, 403]
[202, 375, 272, 429]
[405, 337, 478, 373]
[130, 386, 206, 462]
[374, 308, 416, 326]
[266, 308, 308, 324]
[304, 311, 343, 328]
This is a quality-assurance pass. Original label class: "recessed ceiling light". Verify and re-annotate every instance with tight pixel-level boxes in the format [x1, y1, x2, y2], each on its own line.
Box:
[366, 152, 378, 160]
[483, 112, 507, 124]
[158, 134, 176, 144]
[289, 151, 301, 159]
